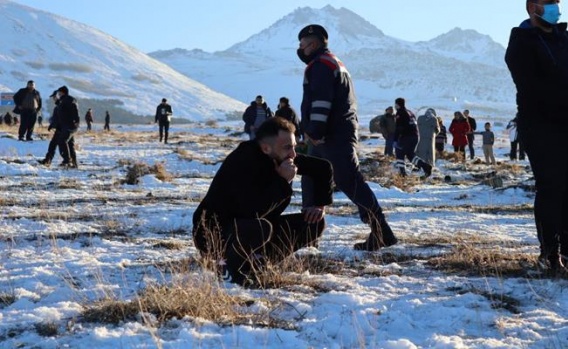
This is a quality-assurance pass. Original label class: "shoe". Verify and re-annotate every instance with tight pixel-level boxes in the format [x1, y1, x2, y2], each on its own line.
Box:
[537, 252, 567, 274]
[38, 158, 51, 167]
[26, 137, 33, 141]
[59, 161, 71, 168]
[18, 137, 24, 141]
[354, 221, 398, 251]
[422, 163, 432, 179]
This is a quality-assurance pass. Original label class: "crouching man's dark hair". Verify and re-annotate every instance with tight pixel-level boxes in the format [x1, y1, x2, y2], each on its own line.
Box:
[255, 117, 296, 141]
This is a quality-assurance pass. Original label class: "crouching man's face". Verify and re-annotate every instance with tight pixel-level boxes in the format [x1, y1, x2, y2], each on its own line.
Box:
[261, 130, 297, 165]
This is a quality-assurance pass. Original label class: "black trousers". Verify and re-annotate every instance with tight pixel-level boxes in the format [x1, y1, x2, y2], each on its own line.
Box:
[158, 120, 170, 143]
[194, 213, 324, 285]
[18, 109, 37, 140]
[510, 141, 526, 160]
[467, 134, 475, 159]
[520, 124, 568, 258]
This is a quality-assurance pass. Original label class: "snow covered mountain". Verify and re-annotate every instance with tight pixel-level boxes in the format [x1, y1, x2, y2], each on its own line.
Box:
[0, 0, 246, 121]
[150, 6, 516, 118]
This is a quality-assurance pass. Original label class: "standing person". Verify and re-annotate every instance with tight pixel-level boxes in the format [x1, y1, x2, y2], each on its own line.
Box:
[192, 117, 333, 286]
[416, 108, 440, 165]
[475, 122, 496, 166]
[44, 86, 79, 168]
[449, 111, 470, 162]
[392, 98, 433, 177]
[243, 95, 273, 140]
[39, 90, 64, 167]
[275, 97, 301, 139]
[13, 80, 42, 141]
[379, 106, 396, 157]
[435, 117, 448, 158]
[296, 24, 398, 251]
[104, 111, 111, 131]
[85, 108, 94, 131]
[464, 109, 477, 160]
[4, 112, 13, 126]
[505, 0, 568, 271]
[155, 98, 172, 144]
[506, 116, 526, 160]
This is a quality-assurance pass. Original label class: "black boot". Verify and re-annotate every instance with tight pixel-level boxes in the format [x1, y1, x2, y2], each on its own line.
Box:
[38, 158, 52, 167]
[354, 219, 398, 251]
[412, 157, 432, 178]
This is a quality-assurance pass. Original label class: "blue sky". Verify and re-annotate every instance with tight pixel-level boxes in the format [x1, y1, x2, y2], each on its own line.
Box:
[14, 0, 532, 53]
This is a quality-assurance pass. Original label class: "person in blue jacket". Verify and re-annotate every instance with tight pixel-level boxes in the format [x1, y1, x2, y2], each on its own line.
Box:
[297, 24, 397, 251]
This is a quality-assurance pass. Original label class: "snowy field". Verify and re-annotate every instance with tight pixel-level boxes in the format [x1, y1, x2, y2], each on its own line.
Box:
[0, 121, 566, 349]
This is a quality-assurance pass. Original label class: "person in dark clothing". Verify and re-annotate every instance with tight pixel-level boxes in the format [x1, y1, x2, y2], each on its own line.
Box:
[39, 90, 64, 167]
[104, 111, 110, 131]
[392, 98, 432, 178]
[155, 98, 172, 143]
[379, 106, 397, 157]
[296, 24, 398, 252]
[435, 117, 448, 157]
[3, 112, 13, 126]
[275, 97, 301, 139]
[192, 117, 333, 287]
[506, 116, 526, 160]
[85, 108, 94, 131]
[464, 109, 477, 160]
[243, 95, 274, 140]
[40, 86, 79, 168]
[506, 0, 568, 272]
[13, 80, 42, 141]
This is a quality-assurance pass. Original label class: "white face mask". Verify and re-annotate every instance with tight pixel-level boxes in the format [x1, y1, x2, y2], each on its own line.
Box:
[56, 92, 62, 99]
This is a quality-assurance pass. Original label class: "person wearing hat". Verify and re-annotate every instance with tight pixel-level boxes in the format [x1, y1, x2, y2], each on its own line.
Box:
[297, 24, 397, 251]
[39, 86, 79, 168]
[506, 0, 568, 273]
[13, 80, 42, 141]
[155, 98, 173, 143]
[39, 90, 63, 167]
[242, 95, 274, 140]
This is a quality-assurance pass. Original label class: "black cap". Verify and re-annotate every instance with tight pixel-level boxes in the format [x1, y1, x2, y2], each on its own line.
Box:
[162, 98, 167, 102]
[57, 85, 69, 94]
[298, 24, 328, 43]
[49, 90, 57, 98]
[27, 80, 35, 85]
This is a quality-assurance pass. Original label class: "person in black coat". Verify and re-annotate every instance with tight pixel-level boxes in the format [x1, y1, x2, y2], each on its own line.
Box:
[155, 98, 173, 143]
[192, 117, 333, 286]
[13, 80, 42, 141]
[242, 95, 274, 140]
[505, 0, 568, 272]
[54, 86, 80, 168]
[275, 97, 301, 139]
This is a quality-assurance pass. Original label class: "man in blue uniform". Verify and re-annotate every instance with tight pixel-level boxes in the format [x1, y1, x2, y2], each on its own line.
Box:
[297, 24, 398, 251]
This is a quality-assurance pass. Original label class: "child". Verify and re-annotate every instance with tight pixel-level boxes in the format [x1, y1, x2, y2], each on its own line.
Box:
[476, 122, 496, 165]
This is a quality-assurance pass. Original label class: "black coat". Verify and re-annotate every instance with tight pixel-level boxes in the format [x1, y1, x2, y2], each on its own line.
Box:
[506, 20, 568, 127]
[155, 103, 173, 123]
[275, 106, 301, 137]
[13, 88, 42, 113]
[192, 140, 333, 238]
[394, 108, 418, 141]
[242, 102, 273, 134]
[57, 95, 80, 131]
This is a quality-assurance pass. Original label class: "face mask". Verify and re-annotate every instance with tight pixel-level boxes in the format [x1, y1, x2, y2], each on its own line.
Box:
[56, 92, 62, 99]
[297, 48, 313, 64]
[537, 3, 562, 25]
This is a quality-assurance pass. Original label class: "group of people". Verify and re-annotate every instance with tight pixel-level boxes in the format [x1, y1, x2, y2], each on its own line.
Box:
[0, 112, 18, 126]
[85, 108, 111, 132]
[196, 2, 568, 287]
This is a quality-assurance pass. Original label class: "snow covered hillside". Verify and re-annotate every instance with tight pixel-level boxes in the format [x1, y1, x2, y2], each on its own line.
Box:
[0, 122, 566, 348]
[0, 0, 246, 121]
[150, 6, 516, 119]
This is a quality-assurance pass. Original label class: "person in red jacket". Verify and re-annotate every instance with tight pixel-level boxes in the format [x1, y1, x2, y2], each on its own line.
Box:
[449, 111, 470, 162]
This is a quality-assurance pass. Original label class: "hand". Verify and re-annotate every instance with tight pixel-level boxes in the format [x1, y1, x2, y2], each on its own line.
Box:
[304, 133, 325, 146]
[393, 141, 401, 149]
[275, 158, 297, 182]
[303, 206, 325, 224]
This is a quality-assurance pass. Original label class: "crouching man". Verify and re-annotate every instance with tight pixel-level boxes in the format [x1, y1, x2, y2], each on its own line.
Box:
[192, 117, 333, 286]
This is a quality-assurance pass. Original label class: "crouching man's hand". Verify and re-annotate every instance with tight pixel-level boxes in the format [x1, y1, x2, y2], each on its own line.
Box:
[303, 206, 325, 224]
[275, 158, 297, 182]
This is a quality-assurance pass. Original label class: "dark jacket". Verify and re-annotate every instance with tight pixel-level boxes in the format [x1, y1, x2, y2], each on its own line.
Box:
[275, 106, 301, 137]
[57, 95, 80, 131]
[155, 103, 173, 123]
[192, 141, 333, 242]
[394, 108, 418, 141]
[242, 102, 273, 134]
[85, 110, 94, 123]
[48, 102, 60, 130]
[13, 88, 42, 113]
[300, 48, 358, 143]
[436, 125, 447, 144]
[505, 20, 568, 127]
